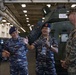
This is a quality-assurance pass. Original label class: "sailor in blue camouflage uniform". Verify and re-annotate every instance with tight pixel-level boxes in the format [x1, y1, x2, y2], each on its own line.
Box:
[3, 26, 29, 75]
[27, 23, 58, 75]
[61, 7, 76, 75]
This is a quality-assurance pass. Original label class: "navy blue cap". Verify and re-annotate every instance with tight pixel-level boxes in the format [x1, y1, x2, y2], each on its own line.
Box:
[43, 23, 51, 28]
[9, 26, 17, 34]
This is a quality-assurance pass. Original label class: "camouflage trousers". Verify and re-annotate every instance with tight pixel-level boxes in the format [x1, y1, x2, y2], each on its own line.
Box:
[68, 72, 76, 75]
[36, 61, 57, 75]
[68, 67, 76, 75]
[10, 63, 29, 75]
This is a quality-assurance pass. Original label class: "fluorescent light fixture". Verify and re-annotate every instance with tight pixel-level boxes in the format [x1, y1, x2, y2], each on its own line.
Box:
[29, 26, 32, 31]
[25, 14, 27, 17]
[10, 25, 13, 27]
[42, 17, 45, 19]
[46, 4, 51, 8]
[67, 11, 69, 13]
[42, 20, 44, 22]
[20, 27, 26, 32]
[21, 4, 26, 8]
[26, 18, 29, 20]
[43, 9, 46, 14]
[31, 25, 34, 27]
[18, 31, 20, 33]
[26, 20, 29, 22]
[27, 24, 30, 26]
[6, 23, 10, 25]
[2, 20, 6, 22]
[71, 4, 76, 8]
[1, 40, 3, 44]
[23, 10, 27, 13]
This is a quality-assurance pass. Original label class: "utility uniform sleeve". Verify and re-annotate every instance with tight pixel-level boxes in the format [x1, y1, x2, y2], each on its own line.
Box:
[65, 32, 76, 65]
[51, 37, 58, 47]
[3, 40, 9, 51]
[32, 39, 40, 48]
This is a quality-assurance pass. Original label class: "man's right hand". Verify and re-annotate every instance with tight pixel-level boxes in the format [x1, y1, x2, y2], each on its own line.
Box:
[60, 60, 68, 69]
[2, 50, 10, 57]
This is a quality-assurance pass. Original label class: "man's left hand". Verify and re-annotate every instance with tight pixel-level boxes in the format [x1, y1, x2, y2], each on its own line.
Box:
[60, 60, 68, 69]
[45, 41, 50, 48]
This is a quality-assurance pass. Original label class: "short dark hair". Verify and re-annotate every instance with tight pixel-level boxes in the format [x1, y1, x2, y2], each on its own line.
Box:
[67, 6, 76, 16]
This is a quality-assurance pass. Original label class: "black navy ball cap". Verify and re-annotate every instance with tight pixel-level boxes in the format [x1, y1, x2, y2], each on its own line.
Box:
[9, 26, 17, 34]
[43, 23, 51, 28]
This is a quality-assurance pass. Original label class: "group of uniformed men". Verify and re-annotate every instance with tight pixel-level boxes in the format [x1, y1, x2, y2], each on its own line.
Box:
[0, 7, 76, 75]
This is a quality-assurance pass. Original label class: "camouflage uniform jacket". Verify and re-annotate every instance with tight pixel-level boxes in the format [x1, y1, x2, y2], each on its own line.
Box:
[65, 28, 76, 71]
[33, 35, 58, 67]
[4, 36, 28, 66]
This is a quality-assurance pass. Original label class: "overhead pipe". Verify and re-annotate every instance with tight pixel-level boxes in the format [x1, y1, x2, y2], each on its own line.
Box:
[0, 0, 21, 28]
[0, 0, 6, 11]
[0, 9, 21, 28]
[3, 0, 75, 3]
[4, 0, 31, 3]
[0, 1, 26, 32]
[0, 9, 26, 32]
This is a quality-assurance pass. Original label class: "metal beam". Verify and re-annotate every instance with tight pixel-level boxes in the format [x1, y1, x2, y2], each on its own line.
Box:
[0, 0, 6, 11]
[0, 9, 26, 32]
[70, 0, 76, 2]
[32, 0, 68, 3]
[0, 0, 26, 32]
[0, 9, 20, 27]
[4, 0, 31, 3]
[4, 0, 76, 3]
